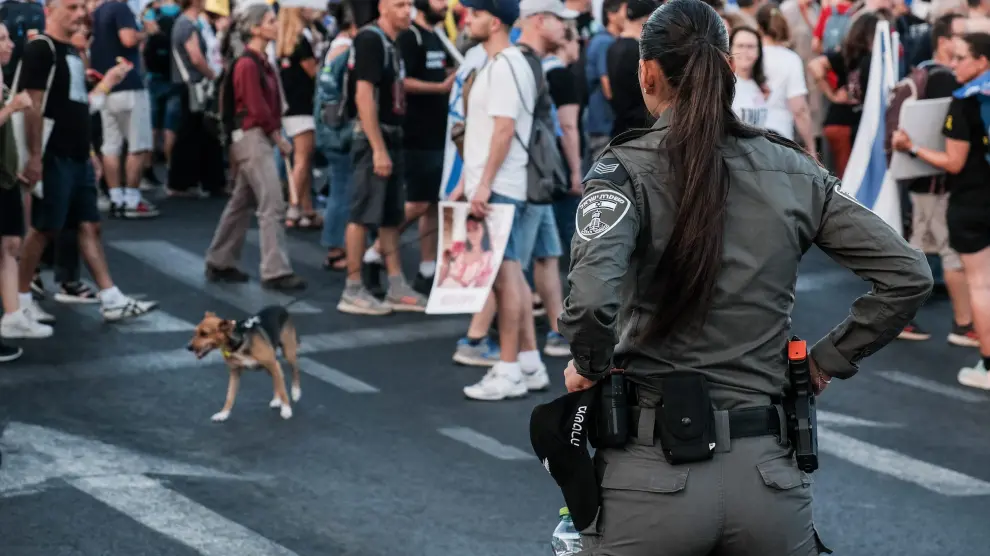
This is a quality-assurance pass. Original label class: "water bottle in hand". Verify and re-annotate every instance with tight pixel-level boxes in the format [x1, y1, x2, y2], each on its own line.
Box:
[551, 507, 582, 556]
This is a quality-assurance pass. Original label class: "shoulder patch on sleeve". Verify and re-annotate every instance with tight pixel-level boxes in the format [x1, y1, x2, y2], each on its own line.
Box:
[575, 188, 632, 241]
[582, 156, 629, 185]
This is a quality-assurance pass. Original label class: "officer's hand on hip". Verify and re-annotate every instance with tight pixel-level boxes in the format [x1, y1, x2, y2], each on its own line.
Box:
[564, 360, 596, 393]
[809, 357, 831, 396]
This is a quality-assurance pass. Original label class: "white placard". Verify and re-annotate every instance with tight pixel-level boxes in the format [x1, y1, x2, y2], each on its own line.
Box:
[425, 202, 515, 315]
[890, 97, 952, 181]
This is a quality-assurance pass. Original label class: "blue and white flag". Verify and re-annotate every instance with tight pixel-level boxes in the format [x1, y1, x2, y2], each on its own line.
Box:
[841, 21, 902, 236]
[439, 45, 489, 200]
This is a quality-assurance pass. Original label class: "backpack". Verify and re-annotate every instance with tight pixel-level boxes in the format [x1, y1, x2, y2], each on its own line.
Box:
[884, 62, 953, 166]
[314, 25, 391, 154]
[0, 1, 45, 87]
[143, 15, 175, 77]
[214, 51, 269, 148]
[504, 45, 568, 204]
[821, 8, 853, 54]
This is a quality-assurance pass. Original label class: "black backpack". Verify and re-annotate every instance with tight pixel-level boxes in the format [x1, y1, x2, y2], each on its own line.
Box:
[212, 50, 269, 148]
[0, 1, 45, 87]
[143, 15, 175, 77]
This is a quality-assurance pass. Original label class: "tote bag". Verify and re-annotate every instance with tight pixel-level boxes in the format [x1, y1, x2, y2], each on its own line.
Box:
[8, 34, 56, 199]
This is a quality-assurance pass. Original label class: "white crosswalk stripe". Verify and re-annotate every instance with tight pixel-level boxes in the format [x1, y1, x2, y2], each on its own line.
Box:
[109, 240, 322, 315]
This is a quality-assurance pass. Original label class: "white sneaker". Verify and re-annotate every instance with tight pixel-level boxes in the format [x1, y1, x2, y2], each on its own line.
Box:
[23, 298, 55, 324]
[463, 363, 528, 401]
[523, 362, 550, 391]
[958, 360, 990, 390]
[102, 296, 159, 322]
[0, 310, 53, 339]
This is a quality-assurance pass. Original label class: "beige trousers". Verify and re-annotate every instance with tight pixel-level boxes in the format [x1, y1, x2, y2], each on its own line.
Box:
[205, 128, 293, 280]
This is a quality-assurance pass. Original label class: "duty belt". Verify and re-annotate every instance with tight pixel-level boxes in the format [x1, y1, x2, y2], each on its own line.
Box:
[629, 405, 784, 444]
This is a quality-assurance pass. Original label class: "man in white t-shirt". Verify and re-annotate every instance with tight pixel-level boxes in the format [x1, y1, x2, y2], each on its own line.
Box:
[449, 0, 551, 401]
[761, 43, 817, 155]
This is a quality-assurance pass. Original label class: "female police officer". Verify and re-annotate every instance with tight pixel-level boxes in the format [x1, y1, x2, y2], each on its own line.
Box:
[557, 0, 934, 554]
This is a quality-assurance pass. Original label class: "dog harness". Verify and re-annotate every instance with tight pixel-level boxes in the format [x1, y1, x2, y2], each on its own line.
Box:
[222, 306, 289, 359]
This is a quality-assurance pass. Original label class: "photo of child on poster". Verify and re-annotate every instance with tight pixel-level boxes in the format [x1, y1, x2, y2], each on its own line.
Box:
[426, 202, 515, 314]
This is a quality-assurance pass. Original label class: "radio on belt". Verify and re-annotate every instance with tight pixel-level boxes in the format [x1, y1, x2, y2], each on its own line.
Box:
[785, 337, 819, 473]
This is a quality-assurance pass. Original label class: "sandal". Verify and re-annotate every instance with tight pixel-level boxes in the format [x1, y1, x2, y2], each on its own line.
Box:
[285, 205, 301, 228]
[323, 250, 347, 271]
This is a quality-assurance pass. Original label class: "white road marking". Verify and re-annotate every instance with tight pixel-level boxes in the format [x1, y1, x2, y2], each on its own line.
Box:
[817, 409, 902, 428]
[820, 426, 990, 497]
[795, 269, 859, 293]
[68, 304, 196, 333]
[0, 422, 259, 498]
[298, 357, 379, 393]
[437, 427, 532, 461]
[1, 423, 292, 554]
[109, 240, 322, 314]
[0, 318, 470, 387]
[876, 370, 988, 403]
[245, 230, 327, 270]
[70, 475, 300, 556]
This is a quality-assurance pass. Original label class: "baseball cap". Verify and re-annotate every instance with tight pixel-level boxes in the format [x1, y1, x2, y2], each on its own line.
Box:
[519, 0, 580, 19]
[529, 387, 600, 532]
[459, 0, 522, 27]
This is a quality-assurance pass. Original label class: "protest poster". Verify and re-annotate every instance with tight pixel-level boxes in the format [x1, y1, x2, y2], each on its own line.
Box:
[425, 202, 515, 315]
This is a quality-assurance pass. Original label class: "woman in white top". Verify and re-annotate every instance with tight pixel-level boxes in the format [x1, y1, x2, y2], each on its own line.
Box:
[730, 27, 771, 130]
[755, 4, 817, 158]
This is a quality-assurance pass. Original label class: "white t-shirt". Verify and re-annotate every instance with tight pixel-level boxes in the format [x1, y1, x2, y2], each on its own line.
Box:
[760, 45, 808, 140]
[732, 78, 768, 129]
[463, 47, 536, 202]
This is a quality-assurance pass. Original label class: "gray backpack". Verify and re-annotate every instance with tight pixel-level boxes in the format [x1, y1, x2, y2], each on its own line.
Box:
[502, 46, 567, 205]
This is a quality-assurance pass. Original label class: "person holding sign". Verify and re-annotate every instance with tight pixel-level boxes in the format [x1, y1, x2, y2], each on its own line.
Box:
[892, 31, 990, 389]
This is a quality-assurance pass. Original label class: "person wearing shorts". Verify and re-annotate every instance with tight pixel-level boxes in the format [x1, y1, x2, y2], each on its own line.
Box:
[90, 0, 158, 218]
[515, 202, 570, 356]
[337, 14, 428, 316]
[900, 187, 977, 346]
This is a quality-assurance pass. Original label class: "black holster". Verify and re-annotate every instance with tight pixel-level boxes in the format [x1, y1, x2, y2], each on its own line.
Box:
[656, 372, 717, 465]
[593, 373, 630, 449]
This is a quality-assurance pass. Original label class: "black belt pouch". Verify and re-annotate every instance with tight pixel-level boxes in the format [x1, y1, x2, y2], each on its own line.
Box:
[657, 372, 717, 465]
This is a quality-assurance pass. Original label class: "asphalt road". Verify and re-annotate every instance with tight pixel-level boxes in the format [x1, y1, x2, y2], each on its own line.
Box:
[2, 196, 989, 556]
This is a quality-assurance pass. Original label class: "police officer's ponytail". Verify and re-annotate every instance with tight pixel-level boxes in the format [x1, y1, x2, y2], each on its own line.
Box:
[637, 0, 812, 341]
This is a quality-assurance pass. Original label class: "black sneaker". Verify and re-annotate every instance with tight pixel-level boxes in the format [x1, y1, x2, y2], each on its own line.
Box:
[205, 265, 250, 283]
[109, 202, 126, 219]
[898, 321, 931, 341]
[0, 341, 24, 363]
[363, 262, 385, 299]
[262, 274, 307, 292]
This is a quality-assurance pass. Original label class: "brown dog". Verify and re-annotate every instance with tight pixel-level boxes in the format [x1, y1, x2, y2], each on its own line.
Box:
[187, 305, 301, 422]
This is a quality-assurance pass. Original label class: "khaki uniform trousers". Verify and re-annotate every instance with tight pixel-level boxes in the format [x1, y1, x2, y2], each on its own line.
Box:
[578, 434, 830, 556]
[205, 128, 293, 281]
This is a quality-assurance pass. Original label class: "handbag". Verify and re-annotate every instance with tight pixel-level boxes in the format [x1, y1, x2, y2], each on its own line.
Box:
[172, 46, 214, 113]
[8, 34, 56, 199]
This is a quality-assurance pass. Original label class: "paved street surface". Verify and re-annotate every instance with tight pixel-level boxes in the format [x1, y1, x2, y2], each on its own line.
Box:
[2, 197, 990, 556]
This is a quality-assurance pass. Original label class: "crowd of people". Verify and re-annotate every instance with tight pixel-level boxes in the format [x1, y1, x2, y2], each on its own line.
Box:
[0, 0, 988, 396]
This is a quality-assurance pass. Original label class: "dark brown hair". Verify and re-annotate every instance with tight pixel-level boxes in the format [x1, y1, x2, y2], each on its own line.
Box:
[638, 0, 815, 341]
[755, 4, 790, 45]
[841, 11, 882, 70]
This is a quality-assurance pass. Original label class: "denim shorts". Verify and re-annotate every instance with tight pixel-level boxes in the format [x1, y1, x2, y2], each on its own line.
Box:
[519, 203, 563, 262]
[31, 156, 99, 233]
[490, 192, 539, 270]
[147, 76, 180, 132]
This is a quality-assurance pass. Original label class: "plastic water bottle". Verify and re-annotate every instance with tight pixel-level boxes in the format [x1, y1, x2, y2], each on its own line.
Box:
[551, 507, 582, 555]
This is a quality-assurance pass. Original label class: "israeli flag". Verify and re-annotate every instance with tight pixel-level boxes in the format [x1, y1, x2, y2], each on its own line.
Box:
[439, 45, 490, 200]
[840, 21, 902, 236]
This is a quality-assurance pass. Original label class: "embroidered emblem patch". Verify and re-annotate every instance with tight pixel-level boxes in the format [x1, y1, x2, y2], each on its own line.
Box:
[575, 189, 632, 241]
